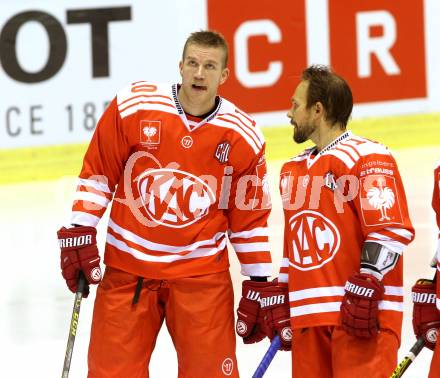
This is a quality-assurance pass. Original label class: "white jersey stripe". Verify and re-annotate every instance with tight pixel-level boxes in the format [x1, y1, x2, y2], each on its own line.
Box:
[279, 273, 289, 283]
[291, 301, 341, 317]
[219, 112, 264, 146]
[209, 119, 260, 154]
[281, 257, 289, 268]
[118, 93, 174, 108]
[325, 150, 356, 169]
[347, 137, 391, 157]
[71, 211, 101, 227]
[74, 192, 110, 208]
[378, 300, 403, 312]
[365, 235, 406, 254]
[229, 227, 269, 239]
[383, 227, 414, 240]
[107, 233, 226, 263]
[232, 242, 270, 253]
[288, 286, 403, 302]
[109, 218, 225, 254]
[334, 146, 356, 164]
[384, 286, 404, 296]
[290, 299, 402, 317]
[289, 286, 344, 301]
[240, 262, 272, 277]
[340, 141, 361, 159]
[216, 116, 263, 150]
[120, 102, 178, 119]
[335, 144, 359, 162]
[78, 178, 112, 193]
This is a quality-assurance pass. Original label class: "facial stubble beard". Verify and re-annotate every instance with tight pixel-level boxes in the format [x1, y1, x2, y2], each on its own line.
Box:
[293, 120, 317, 144]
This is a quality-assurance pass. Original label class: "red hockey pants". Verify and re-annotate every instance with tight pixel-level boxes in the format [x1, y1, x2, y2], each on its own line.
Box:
[87, 267, 238, 378]
[292, 326, 399, 378]
[429, 340, 440, 378]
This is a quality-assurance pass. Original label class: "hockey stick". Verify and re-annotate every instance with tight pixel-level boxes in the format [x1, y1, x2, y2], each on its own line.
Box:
[389, 337, 425, 378]
[252, 335, 281, 378]
[61, 272, 87, 378]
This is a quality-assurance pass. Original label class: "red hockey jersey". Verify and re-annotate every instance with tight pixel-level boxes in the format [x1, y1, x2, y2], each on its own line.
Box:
[278, 131, 414, 340]
[433, 162, 440, 310]
[70, 81, 272, 279]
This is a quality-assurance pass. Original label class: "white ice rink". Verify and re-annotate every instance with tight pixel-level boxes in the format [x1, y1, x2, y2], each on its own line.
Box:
[1, 147, 438, 377]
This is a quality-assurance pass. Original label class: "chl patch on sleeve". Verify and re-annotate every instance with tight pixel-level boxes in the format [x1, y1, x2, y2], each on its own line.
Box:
[359, 174, 403, 226]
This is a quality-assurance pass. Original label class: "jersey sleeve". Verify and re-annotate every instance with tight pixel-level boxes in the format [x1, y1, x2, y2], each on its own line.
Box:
[353, 150, 414, 254]
[71, 97, 130, 227]
[432, 164, 440, 285]
[227, 145, 272, 277]
[277, 163, 291, 286]
[278, 228, 290, 286]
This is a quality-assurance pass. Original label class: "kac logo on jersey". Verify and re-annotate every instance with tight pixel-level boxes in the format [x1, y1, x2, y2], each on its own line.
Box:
[140, 120, 161, 147]
[288, 210, 340, 271]
[214, 141, 231, 164]
[136, 168, 216, 228]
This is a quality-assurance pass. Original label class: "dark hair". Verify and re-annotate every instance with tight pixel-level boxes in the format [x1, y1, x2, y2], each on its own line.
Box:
[182, 30, 229, 67]
[302, 65, 353, 129]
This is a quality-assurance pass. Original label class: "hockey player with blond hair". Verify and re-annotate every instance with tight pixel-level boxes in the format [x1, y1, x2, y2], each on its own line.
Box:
[56, 30, 273, 377]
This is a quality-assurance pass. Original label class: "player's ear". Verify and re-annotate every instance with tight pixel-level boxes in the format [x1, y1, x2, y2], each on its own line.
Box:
[179, 60, 183, 76]
[315, 102, 324, 116]
[220, 67, 229, 85]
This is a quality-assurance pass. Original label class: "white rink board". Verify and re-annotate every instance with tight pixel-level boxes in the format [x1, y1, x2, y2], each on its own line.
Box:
[0, 0, 440, 148]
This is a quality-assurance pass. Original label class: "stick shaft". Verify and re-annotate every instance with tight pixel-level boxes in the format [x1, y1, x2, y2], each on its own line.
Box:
[61, 273, 86, 378]
[390, 337, 425, 378]
[252, 335, 281, 378]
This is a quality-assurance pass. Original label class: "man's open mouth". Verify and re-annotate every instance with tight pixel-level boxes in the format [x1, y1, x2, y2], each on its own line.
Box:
[192, 84, 207, 91]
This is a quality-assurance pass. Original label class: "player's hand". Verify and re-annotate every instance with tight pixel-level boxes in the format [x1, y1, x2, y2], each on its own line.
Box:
[340, 272, 384, 338]
[236, 280, 274, 344]
[57, 226, 101, 297]
[412, 278, 440, 350]
[259, 285, 292, 350]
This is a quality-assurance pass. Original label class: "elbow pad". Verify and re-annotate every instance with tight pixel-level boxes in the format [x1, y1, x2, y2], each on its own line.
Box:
[360, 242, 400, 280]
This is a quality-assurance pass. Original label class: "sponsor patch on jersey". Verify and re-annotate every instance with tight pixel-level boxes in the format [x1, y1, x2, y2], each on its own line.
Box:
[181, 135, 193, 149]
[288, 210, 341, 271]
[214, 141, 231, 163]
[140, 120, 161, 147]
[136, 168, 216, 228]
[324, 171, 338, 191]
[359, 174, 403, 226]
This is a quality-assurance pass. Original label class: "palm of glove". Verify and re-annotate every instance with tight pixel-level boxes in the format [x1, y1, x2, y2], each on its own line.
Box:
[412, 279, 440, 350]
[340, 273, 384, 338]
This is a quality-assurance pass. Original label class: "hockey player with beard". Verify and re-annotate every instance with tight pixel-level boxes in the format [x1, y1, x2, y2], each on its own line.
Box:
[56, 30, 273, 377]
[260, 65, 414, 377]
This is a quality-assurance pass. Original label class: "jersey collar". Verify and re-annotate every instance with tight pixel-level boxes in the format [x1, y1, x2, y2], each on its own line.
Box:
[307, 130, 352, 168]
[171, 84, 223, 132]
